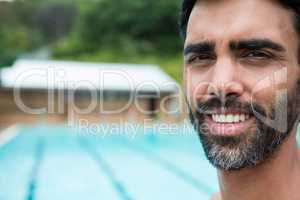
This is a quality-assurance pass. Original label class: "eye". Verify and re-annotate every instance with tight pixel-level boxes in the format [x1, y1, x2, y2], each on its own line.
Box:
[241, 50, 272, 59]
[186, 54, 216, 65]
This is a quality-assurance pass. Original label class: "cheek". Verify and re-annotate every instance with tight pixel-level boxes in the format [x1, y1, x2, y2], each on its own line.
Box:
[249, 67, 295, 112]
[286, 67, 300, 95]
[185, 67, 212, 103]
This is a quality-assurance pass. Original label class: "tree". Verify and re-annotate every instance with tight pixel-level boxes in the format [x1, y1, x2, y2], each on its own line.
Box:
[69, 0, 182, 55]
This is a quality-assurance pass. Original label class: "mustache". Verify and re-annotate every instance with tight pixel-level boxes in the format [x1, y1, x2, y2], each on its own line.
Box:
[195, 95, 266, 117]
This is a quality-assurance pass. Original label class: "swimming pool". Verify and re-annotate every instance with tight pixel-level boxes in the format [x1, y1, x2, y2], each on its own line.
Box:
[0, 123, 218, 200]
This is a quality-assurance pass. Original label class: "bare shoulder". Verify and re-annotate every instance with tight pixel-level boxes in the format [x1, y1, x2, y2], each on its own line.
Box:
[210, 192, 221, 200]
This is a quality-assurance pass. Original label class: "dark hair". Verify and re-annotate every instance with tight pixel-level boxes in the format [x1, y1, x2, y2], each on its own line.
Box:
[179, 0, 300, 39]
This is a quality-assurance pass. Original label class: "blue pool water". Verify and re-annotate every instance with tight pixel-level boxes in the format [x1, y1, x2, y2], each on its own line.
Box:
[0, 123, 218, 200]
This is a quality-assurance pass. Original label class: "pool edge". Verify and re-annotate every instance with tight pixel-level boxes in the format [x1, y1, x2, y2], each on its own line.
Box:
[0, 124, 20, 148]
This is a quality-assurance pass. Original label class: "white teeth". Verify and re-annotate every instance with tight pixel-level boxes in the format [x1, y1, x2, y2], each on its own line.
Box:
[240, 114, 245, 122]
[227, 115, 234, 123]
[212, 114, 250, 123]
[233, 115, 239, 123]
[212, 115, 217, 122]
[220, 115, 226, 123]
[217, 115, 221, 122]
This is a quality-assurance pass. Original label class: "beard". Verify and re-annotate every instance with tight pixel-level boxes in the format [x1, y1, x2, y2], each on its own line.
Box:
[188, 80, 300, 171]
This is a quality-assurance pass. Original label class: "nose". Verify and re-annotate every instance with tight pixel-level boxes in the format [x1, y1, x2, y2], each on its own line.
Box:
[207, 58, 244, 98]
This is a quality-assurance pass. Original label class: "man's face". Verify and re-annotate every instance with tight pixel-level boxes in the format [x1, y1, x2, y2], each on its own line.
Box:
[184, 0, 300, 170]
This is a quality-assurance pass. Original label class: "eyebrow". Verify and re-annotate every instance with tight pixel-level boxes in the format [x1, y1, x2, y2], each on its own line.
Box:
[184, 41, 215, 55]
[229, 39, 286, 52]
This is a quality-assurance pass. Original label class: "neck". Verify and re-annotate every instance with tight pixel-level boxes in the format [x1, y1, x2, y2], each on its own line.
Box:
[218, 130, 300, 200]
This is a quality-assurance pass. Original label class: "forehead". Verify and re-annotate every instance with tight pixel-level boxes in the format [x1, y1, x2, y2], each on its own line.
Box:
[185, 0, 297, 50]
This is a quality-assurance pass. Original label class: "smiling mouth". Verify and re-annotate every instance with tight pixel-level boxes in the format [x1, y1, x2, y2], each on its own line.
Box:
[204, 112, 256, 136]
[211, 113, 250, 123]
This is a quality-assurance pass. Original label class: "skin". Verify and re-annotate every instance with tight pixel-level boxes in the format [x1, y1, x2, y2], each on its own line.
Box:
[184, 0, 300, 200]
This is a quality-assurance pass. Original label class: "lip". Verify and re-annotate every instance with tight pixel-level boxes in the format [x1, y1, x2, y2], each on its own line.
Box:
[205, 108, 251, 115]
[204, 115, 256, 136]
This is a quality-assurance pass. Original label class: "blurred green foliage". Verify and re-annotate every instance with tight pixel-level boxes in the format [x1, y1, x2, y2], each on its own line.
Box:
[0, 0, 183, 82]
[0, 0, 39, 66]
